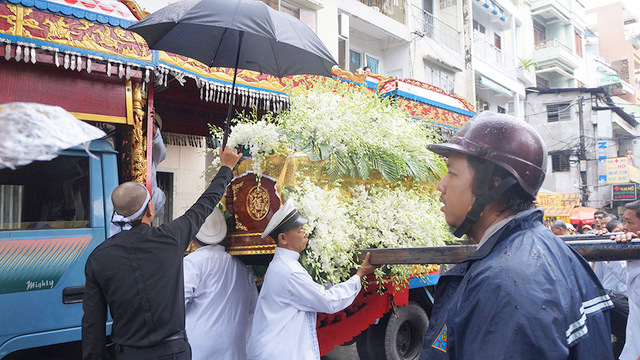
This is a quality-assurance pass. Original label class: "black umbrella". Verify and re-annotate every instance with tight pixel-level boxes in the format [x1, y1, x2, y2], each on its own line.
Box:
[128, 0, 338, 149]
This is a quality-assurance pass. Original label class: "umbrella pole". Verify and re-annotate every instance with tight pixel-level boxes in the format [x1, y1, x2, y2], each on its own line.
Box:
[221, 31, 245, 151]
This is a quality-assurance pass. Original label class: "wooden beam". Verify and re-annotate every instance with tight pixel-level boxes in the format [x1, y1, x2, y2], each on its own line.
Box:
[358, 239, 640, 265]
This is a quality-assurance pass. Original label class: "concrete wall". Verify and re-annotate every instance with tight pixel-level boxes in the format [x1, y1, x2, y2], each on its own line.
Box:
[157, 143, 208, 218]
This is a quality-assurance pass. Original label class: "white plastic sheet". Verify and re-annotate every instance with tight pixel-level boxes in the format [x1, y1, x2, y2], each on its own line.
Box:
[0, 102, 106, 169]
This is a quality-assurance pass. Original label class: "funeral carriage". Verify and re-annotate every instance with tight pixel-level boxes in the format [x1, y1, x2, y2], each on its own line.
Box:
[0, 0, 476, 358]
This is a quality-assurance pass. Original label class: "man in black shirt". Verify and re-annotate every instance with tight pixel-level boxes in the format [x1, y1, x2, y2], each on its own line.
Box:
[81, 147, 241, 360]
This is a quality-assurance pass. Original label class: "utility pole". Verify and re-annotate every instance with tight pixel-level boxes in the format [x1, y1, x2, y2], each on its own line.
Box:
[578, 97, 589, 206]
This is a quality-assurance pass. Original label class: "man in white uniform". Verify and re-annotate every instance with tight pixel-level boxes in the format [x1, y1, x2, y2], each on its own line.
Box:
[247, 200, 376, 360]
[184, 208, 258, 360]
[612, 200, 640, 360]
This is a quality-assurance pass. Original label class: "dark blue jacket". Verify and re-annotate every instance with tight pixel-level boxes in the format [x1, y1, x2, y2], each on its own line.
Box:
[421, 209, 614, 359]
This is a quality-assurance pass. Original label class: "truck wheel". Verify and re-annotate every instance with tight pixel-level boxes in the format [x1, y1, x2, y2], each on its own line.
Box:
[383, 302, 429, 360]
[355, 329, 371, 360]
[366, 314, 390, 360]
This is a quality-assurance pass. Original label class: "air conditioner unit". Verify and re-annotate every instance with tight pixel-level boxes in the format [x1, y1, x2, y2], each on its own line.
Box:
[338, 14, 349, 39]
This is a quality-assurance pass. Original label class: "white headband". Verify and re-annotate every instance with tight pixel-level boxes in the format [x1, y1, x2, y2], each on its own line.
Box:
[110, 186, 150, 235]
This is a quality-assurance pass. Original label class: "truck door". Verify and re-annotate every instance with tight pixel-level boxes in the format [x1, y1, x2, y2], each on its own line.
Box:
[0, 141, 117, 358]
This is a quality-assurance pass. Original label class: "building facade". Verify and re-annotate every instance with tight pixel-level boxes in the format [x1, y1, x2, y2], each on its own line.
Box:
[586, 0, 640, 104]
[526, 87, 639, 211]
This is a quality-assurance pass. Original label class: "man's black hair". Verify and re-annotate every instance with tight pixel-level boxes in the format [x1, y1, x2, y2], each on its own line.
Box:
[606, 220, 623, 233]
[467, 156, 536, 215]
[625, 200, 640, 220]
[594, 210, 607, 217]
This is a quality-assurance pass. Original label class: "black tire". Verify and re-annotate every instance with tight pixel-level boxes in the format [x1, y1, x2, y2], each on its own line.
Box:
[355, 329, 371, 360]
[383, 302, 429, 360]
[366, 314, 390, 360]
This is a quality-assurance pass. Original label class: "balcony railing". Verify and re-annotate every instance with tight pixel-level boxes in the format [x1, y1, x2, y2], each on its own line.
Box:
[356, 0, 406, 24]
[535, 38, 571, 52]
[412, 5, 461, 53]
[472, 32, 516, 79]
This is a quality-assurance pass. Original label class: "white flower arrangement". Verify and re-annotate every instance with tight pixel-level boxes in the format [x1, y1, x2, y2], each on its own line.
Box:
[288, 180, 454, 287]
[209, 82, 455, 287]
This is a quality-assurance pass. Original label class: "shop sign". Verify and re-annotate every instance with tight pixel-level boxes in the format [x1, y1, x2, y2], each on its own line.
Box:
[606, 157, 630, 183]
[612, 183, 636, 201]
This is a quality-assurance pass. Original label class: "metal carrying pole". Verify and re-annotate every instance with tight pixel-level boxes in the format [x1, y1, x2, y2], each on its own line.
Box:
[358, 237, 640, 265]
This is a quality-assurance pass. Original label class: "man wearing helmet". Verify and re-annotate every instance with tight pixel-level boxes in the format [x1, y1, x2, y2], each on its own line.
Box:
[420, 112, 614, 359]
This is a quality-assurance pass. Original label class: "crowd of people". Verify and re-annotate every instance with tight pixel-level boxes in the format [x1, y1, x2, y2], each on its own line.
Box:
[80, 111, 639, 360]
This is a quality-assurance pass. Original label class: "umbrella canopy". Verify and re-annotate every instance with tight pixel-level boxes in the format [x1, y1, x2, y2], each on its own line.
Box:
[128, 0, 338, 149]
[128, 0, 337, 78]
[569, 206, 598, 226]
[0, 102, 106, 169]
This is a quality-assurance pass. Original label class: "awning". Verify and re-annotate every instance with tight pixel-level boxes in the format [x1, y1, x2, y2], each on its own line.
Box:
[475, 0, 506, 22]
[536, 193, 581, 217]
[479, 76, 512, 97]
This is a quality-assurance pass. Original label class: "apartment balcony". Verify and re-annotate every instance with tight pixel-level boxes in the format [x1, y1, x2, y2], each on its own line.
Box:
[529, 0, 570, 23]
[355, 0, 406, 25]
[472, 32, 517, 79]
[412, 6, 461, 53]
[517, 67, 536, 87]
[533, 38, 581, 74]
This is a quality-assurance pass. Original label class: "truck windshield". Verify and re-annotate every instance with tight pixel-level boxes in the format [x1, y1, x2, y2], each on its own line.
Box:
[0, 156, 90, 230]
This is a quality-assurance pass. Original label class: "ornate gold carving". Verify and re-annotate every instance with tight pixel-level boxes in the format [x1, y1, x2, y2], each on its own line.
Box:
[0, 5, 18, 34]
[232, 181, 244, 203]
[158, 51, 287, 92]
[121, 82, 147, 183]
[331, 67, 367, 83]
[234, 214, 248, 231]
[120, 0, 151, 19]
[0, 4, 152, 62]
[246, 185, 270, 221]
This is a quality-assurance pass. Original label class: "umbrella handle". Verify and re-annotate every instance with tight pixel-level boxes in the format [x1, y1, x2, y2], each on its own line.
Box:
[221, 31, 245, 151]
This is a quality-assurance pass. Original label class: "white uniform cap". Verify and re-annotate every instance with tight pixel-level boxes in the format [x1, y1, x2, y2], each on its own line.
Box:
[261, 199, 308, 239]
[195, 207, 227, 245]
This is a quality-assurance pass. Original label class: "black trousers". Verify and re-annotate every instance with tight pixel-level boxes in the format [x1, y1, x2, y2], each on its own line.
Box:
[114, 338, 191, 360]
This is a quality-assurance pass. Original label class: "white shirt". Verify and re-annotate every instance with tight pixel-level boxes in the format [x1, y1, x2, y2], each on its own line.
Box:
[620, 260, 640, 360]
[184, 245, 258, 360]
[592, 261, 627, 295]
[247, 247, 362, 360]
[477, 215, 515, 247]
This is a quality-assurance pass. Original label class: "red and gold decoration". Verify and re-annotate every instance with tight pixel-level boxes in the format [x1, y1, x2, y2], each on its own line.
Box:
[224, 173, 281, 255]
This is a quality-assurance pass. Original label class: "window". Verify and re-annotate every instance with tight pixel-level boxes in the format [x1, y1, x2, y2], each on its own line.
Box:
[497, 106, 506, 114]
[551, 152, 571, 172]
[547, 103, 572, 122]
[574, 28, 583, 57]
[536, 76, 549, 89]
[534, 21, 546, 44]
[349, 50, 361, 73]
[477, 98, 490, 111]
[152, 171, 174, 226]
[494, 33, 502, 50]
[473, 20, 486, 34]
[0, 156, 90, 230]
[365, 55, 379, 74]
[425, 63, 455, 94]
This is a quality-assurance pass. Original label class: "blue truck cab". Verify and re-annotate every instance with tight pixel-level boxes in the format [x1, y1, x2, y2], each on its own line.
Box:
[0, 140, 119, 358]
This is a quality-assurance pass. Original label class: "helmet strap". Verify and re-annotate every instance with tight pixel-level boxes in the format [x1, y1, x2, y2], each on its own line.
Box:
[453, 172, 518, 238]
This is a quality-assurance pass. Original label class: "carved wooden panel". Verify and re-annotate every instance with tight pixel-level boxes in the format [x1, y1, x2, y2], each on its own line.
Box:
[225, 173, 281, 255]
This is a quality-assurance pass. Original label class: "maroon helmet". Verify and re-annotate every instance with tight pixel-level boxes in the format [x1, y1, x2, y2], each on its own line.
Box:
[428, 111, 547, 198]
